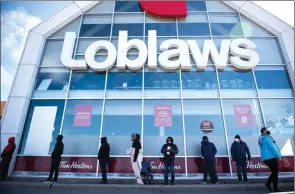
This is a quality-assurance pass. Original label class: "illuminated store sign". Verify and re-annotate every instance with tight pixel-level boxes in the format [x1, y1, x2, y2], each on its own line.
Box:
[61, 30, 260, 72]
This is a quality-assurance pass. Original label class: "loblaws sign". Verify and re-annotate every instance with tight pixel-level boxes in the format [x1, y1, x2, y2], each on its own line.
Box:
[61, 30, 260, 72]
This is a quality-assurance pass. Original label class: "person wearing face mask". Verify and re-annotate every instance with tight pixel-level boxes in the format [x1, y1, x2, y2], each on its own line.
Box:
[161, 136, 178, 185]
[230, 135, 251, 184]
[98, 137, 110, 184]
[127, 134, 144, 185]
[200, 136, 219, 185]
[258, 127, 282, 192]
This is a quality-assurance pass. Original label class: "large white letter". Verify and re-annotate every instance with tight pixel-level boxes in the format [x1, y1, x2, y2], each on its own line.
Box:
[61, 32, 87, 70]
[117, 31, 147, 70]
[85, 40, 117, 72]
[188, 39, 230, 70]
[158, 39, 190, 70]
[148, 30, 157, 69]
[230, 38, 260, 70]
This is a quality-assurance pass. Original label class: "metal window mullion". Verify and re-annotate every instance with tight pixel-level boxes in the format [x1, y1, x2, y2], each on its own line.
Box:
[59, 69, 72, 135]
[216, 69, 233, 177]
[205, 2, 213, 38]
[74, 14, 84, 57]
[141, 11, 146, 150]
[176, 19, 188, 177]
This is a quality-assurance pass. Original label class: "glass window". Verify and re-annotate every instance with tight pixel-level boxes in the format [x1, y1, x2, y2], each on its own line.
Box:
[86, 1, 114, 13]
[240, 15, 274, 37]
[106, 67, 142, 98]
[144, 100, 184, 156]
[49, 17, 81, 38]
[182, 66, 218, 98]
[32, 68, 70, 98]
[144, 37, 177, 53]
[249, 38, 284, 64]
[218, 66, 257, 97]
[80, 15, 112, 37]
[18, 100, 65, 155]
[62, 100, 103, 155]
[261, 99, 294, 156]
[222, 99, 264, 155]
[187, 1, 206, 11]
[76, 38, 110, 55]
[206, 1, 236, 12]
[254, 66, 293, 97]
[183, 99, 227, 155]
[40, 40, 65, 67]
[209, 13, 243, 36]
[144, 67, 180, 98]
[145, 23, 176, 36]
[178, 13, 210, 36]
[112, 37, 144, 53]
[112, 13, 144, 36]
[115, 1, 142, 12]
[69, 70, 106, 98]
[102, 100, 142, 155]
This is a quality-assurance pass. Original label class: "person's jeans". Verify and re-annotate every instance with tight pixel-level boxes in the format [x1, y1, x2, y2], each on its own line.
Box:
[0, 158, 11, 181]
[264, 158, 279, 189]
[236, 160, 248, 182]
[164, 160, 175, 184]
[99, 159, 108, 183]
[203, 159, 219, 183]
[48, 158, 61, 181]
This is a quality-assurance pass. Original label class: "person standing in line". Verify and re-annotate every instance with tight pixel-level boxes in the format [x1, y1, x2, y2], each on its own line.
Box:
[200, 136, 219, 185]
[231, 135, 251, 184]
[98, 137, 110, 184]
[0, 137, 16, 181]
[45, 135, 64, 183]
[127, 133, 144, 185]
[259, 127, 282, 192]
[161, 136, 178, 185]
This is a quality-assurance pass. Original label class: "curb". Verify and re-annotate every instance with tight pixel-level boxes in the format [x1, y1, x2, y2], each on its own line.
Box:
[1, 181, 294, 192]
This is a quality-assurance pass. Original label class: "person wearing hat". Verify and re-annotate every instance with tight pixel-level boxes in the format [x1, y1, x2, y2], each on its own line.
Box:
[231, 135, 251, 184]
[98, 137, 110, 184]
[200, 136, 219, 184]
[45, 135, 64, 183]
[0, 137, 16, 181]
[258, 127, 281, 192]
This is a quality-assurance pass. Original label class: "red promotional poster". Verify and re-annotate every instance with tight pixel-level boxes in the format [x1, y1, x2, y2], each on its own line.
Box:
[154, 105, 172, 127]
[200, 121, 214, 134]
[73, 105, 92, 127]
[233, 104, 253, 126]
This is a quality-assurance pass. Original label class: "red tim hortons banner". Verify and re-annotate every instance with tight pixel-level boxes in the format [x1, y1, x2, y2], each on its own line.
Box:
[186, 157, 230, 173]
[231, 157, 294, 173]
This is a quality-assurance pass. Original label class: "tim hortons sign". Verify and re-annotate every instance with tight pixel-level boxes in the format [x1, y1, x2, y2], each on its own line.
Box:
[61, 30, 260, 72]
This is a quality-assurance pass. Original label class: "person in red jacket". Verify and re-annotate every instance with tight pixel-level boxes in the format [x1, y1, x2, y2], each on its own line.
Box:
[1, 137, 16, 181]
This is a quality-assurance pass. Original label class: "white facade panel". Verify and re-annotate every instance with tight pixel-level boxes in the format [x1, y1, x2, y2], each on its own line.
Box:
[74, 1, 100, 13]
[31, 3, 82, 38]
[1, 97, 30, 135]
[239, 2, 292, 35]
[279, 29, 294, 65]
[11, 65, 38, 98]
[19, 32, 45, 65]
[222, 1, 247, 11]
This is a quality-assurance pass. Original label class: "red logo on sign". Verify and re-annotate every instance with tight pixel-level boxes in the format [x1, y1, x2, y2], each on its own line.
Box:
[139, 1, 187, 18]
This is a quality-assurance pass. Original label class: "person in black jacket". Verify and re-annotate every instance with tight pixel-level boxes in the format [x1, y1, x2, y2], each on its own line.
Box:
[200, 136, 219, 184]
[46, 135, 64, 183]
[98, 137, 110, 184]
[161, 136, 178, 185]
[231, 135, 251, 184]
[0, 137, 16, 181]
[131, 133, 144, 185]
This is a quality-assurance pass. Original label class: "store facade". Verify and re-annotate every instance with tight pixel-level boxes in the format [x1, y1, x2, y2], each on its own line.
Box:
[1, 1, 294, 179]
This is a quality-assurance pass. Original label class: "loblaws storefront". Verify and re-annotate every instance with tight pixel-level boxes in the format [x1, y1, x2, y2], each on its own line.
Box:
[1, 1, 294, 179]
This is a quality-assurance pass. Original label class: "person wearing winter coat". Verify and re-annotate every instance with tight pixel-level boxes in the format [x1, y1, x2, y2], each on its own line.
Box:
[231, 135, 251, 184]
[0, 137, 16, 181]
[98, 137, 110, 184]
[46, 135, 64, 183]
[161, 136, 178, 185]
[258, 127, 282, 192]
[200, 136, 219, 184]
[127, 133, 144, 185]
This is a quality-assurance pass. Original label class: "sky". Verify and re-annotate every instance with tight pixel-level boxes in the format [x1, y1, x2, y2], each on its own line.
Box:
[1, 1, 294, 101]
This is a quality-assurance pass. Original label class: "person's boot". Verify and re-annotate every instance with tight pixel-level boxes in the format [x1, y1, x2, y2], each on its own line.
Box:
[273, 186, 282, 192]
[265, 181, 272, 192]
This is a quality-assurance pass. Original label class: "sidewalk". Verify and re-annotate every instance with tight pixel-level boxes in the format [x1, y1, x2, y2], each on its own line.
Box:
[0, 177, 293, 193]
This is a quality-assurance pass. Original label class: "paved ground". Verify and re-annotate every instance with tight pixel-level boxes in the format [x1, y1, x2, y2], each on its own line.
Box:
[0, 182, 294, 194]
